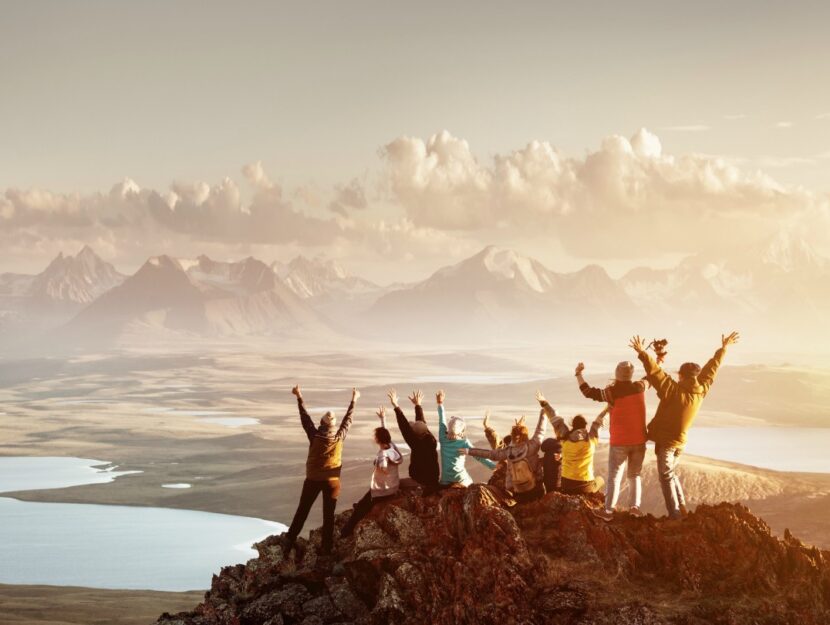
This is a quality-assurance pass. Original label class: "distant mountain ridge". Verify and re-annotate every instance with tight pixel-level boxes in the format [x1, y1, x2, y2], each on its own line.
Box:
[2, 237, 828, 347]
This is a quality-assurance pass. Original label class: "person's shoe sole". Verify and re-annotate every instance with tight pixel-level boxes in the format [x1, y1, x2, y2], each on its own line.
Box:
[591, 508, 614, 522]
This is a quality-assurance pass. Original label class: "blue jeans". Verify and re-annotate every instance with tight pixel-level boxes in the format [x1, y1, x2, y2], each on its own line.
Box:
[605, 444, 645, 512]
[655, 445, 686, 517]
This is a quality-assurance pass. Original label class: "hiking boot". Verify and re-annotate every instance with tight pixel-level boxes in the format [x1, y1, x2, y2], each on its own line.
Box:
[281, 539, 295, 559]
[592, 508, 614, 522]
[679, 504, 690, 517]
[629, 506, 645, 518]
[668, 511, 683, 521]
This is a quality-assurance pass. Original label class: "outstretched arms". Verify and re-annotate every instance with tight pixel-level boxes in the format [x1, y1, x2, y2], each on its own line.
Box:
[292, 384, 317, 442]
[531, 407, 547, 445]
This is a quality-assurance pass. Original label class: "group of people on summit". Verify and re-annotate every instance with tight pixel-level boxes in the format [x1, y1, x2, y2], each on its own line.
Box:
[281, 332, 740, 557]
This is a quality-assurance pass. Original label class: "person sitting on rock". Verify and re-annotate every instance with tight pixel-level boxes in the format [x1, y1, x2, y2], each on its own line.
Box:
[388, 389, 440, 494]
[537, 391, 607, 495]
[462, 408, 550, 502]
[540, 437, 563, 492]
[282, 384, 358, 557]
[576, 360, 649, 521]
[340, 406, 404, 538]
[436, 389, 496, 487]
[630, 332, 739, 520]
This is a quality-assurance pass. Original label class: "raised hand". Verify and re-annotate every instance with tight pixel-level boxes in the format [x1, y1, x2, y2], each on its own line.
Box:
[291, 384, 302, 398]
[352, 387, 361, 402]
[535, 390, 546, 405]
[387, 389, 398, 408]
[482, 410, 491, 430]
[376, 406, 386, 419]
[575, 362, 585, 376]
[436, 389, 445, 405]
[629, 335, 647, 353]
[722, 331, 740, 348]
[408, 389, 423, 406]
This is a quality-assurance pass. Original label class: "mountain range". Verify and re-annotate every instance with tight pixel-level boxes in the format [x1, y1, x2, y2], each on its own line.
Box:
[1, 234, 828, 348]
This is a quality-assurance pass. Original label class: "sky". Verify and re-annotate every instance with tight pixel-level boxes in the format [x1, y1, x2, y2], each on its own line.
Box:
[1, 0, 829, 282]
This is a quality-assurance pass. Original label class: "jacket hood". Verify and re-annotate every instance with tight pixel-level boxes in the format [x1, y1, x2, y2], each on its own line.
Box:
[568, 428, 590, 443]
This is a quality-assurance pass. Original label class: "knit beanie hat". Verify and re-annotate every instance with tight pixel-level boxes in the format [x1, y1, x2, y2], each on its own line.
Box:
[615, 361, 635, 382]
[319, 411, 337, 428]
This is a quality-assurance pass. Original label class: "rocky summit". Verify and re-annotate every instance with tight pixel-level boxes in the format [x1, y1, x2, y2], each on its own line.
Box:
[157, 486, 830, 625]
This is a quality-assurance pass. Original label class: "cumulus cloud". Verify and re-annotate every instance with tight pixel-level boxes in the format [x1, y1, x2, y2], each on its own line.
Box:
[381, 128, 830, 258]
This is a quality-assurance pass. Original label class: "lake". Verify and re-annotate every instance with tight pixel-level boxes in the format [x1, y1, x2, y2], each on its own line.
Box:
[595, 427, 830, 473]
[0, 457, 285, 591]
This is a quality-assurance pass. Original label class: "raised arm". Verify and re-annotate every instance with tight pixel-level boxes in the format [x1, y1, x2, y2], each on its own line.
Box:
[482, 410, 502, 450]
[631, 335, 676, 399]
[292, 385, 316, 442]
[389, 389, 415, 445]
[536, 390, 569, 439]
[531, 408, 547, 445]
[588, 406, 609, 440]
[698, 332, 738, 393]
[576, 362, 609, 403]
[436, 390, 448, 443]
[335, 387, 359, 440]
[409, 389, 426, 423]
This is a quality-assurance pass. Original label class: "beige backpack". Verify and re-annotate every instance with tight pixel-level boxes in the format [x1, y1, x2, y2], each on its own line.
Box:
[507, 446, 536, 493]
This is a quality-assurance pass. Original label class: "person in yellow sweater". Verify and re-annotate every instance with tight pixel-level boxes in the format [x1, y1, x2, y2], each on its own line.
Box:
[536, 391, 607, 495]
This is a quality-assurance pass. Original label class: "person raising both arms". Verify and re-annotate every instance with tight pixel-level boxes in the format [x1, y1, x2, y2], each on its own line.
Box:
[340, 405, 403, 538]
[462, 408, 549, 503]
[537, 391, 607, 495]
[436, 389, 496, 487]
[630, 331, 740, 520]
[281, 385, 359, 558]
[388, 389, 440, 494]
[576, 360, 649, 521]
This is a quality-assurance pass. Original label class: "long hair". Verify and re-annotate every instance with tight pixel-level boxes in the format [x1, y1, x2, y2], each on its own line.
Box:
[447, 416, 466, 440]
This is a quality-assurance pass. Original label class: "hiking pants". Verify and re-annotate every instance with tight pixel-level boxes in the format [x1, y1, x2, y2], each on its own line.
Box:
[655, 445, 686, 517]
[340, 490, 395, 537]
[561, 476, 606, 495]
[605, 444, 646, 512]
[285, 477, 340, 554]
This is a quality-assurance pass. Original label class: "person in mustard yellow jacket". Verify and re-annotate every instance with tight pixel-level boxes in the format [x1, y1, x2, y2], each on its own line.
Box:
[537, 391, 607, 495]
[630, 332, 739, 519]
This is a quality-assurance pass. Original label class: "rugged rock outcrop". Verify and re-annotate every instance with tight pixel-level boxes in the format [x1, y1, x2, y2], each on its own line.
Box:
[157, 486, 830, 625]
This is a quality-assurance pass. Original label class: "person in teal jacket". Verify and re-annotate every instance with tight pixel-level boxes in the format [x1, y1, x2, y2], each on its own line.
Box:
[436, 389, 496, 486]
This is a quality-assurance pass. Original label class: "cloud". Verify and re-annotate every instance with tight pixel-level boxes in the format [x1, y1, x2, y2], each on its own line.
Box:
[381, 128, 829, 259]
[774, 121, 793, 128]
[328, 178, 368, 216]
[660, 124, 711, 132]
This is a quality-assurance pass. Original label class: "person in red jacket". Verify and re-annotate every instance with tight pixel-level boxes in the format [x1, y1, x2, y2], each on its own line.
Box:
[576, 360, 648, 521]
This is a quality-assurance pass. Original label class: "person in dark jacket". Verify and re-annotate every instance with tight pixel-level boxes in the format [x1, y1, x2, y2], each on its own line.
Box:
[630, 332, 739, 519]
[388, 389, 440, 494]
[576, 360, 649, 521]
[282, 384, 359, 557]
